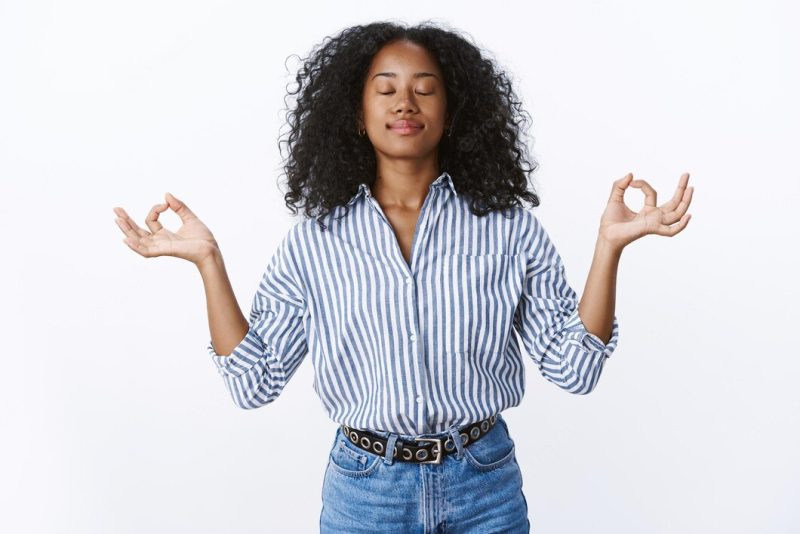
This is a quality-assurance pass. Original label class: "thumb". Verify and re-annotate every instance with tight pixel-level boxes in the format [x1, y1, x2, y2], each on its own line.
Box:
[165, 192, 182, 210]
[164, 192, 197, 221]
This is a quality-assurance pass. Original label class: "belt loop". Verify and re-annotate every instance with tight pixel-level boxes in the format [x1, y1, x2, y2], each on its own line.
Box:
[383, 434, 398, 465]
[446, 424, 465, 459]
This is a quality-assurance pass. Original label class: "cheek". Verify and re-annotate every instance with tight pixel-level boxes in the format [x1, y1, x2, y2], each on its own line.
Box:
[362, 106, 384, 129]
[427, 101, 448, 124]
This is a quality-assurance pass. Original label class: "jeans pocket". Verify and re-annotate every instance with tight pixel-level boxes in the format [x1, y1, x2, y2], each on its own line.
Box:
[328, 430, 382, 478]
[462, 417, 516, 472]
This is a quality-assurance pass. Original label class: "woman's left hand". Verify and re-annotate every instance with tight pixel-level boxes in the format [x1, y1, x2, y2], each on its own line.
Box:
[598, 172, 694, 251]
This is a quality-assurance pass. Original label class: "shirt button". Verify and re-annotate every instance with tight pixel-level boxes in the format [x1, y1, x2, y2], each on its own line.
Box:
[409, 333, 417, 341]
[416, 396, 423, 404]
[405, 277, 412, 285]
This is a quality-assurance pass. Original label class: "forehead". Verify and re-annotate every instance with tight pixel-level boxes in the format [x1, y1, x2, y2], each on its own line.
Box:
[367, 40, 442, 79]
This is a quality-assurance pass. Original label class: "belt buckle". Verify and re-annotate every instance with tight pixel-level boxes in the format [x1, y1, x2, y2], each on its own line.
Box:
[414, 437, 443, 464]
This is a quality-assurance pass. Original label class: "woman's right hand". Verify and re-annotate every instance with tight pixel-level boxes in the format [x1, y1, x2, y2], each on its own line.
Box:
[113, 192, 220, 266]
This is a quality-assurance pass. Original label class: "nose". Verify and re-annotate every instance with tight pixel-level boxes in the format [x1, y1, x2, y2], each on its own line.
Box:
[394, 102, 418, 115]
[394, 91, 418, 114]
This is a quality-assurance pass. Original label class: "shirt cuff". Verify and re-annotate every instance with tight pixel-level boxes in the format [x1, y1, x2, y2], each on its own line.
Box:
[562, 307, 620, 358]
[207, 329, 270, 378]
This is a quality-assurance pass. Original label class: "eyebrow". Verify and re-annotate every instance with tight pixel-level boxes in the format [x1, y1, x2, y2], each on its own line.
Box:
[371, 72, 439, 80]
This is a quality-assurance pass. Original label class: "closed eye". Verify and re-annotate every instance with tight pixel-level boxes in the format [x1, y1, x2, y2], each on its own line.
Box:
[377, 91, 434, 95]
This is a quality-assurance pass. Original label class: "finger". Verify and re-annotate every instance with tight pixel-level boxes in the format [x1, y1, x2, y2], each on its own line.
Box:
[115, 217, 146, 240]
[653, 212, 691, 237]
[629, 179, 657, 207]
[165, 192, 198, 223]
[662, 184, 694, 225]
[658, 173, 690, 213]
[145, 202, 169, 233]
[609, 173, 635, 203]
[113, 207, 149, 237]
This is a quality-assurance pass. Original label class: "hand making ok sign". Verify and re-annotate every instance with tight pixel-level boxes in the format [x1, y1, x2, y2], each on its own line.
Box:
[599, 172, 695, 250]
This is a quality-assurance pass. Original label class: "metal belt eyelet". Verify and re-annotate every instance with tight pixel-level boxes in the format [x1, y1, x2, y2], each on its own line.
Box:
[460, 432, 469, 445]
[402, 447, 413, 460]
[470, 427, 481, 440]
[414, 437, 443, 464]
[372, 441, 384, 454]
[481, 420, 489, 432]
[360, 437, 371, 449]
[489, 414, 496, 425]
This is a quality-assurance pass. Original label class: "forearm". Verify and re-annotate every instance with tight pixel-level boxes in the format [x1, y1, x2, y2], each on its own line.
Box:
[197, 249, 248, 357]
[578, 235, 622, 345]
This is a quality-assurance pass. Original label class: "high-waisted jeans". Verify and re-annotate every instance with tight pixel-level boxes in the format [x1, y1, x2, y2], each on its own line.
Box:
[319, 412, 530, 533]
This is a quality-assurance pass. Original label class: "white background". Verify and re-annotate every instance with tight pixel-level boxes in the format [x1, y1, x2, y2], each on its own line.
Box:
[2, 1, 798, 532]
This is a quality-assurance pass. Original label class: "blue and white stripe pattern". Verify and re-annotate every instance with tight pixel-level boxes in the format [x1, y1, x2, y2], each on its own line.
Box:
[208, 171, 619, 435]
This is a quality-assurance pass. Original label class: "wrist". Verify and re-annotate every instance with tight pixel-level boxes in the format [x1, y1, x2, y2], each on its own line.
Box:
[595, 234, 624, 261]
[196, 246, 224, 275]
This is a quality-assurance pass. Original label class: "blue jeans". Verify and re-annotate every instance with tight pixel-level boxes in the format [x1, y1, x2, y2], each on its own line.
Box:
[319, 412, 530, 533]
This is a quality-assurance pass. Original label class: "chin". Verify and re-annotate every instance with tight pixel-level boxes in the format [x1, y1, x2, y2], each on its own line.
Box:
[376, 146, 436, 159]
[377, 137, 441, 154]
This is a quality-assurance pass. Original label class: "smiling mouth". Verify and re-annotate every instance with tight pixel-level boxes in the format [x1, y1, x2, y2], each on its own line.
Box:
[388, 124, 424, 135]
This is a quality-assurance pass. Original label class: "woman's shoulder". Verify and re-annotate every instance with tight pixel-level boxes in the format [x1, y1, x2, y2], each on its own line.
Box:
[279, 215, 342, 252]
[279, 217, 317, 248]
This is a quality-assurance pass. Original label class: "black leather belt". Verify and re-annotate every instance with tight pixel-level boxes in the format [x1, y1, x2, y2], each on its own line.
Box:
[340, 414, 498, 465]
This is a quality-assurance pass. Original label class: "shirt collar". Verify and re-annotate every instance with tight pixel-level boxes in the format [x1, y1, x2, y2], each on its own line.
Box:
[346, 171, 457, 206]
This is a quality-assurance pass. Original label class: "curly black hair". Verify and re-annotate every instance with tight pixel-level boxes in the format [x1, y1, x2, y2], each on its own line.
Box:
[277, 20, 541, 229]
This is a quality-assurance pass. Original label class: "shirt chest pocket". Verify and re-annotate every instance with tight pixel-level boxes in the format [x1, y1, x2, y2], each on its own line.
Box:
[435, 253, 525, 354]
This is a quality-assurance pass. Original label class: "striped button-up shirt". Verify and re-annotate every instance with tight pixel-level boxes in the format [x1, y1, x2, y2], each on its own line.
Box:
[208, 171, 620, 435]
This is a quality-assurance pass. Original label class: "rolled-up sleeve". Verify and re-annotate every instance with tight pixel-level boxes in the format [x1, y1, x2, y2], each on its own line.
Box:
[513, 214, 619, 394]
[208, 226, 308, 409]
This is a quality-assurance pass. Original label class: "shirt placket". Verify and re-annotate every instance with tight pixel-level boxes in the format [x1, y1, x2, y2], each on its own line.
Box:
[363, 185, 439, 435]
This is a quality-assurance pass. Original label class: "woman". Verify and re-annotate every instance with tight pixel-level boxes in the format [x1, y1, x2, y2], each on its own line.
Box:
[113, 21, 693, 533]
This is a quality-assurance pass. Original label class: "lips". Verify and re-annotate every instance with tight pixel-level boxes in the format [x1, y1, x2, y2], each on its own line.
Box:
[390, 119, 423, 129]
[388, 119, 424, 134]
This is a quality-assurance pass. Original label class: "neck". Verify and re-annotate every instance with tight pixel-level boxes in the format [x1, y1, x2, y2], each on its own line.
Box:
[373, 156, 441, 208]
